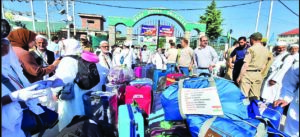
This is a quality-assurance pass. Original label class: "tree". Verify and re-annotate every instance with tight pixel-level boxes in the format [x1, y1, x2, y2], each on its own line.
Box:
[199, 0, 223, 41]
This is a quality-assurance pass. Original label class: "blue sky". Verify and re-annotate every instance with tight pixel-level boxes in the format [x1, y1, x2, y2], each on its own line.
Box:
[3, 0, 299, 41]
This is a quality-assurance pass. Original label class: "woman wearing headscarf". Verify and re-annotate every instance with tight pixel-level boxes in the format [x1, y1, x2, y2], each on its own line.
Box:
[7, 28, 60, 83]
[1, 38, 49, 137]
[46, 38, 104, 131]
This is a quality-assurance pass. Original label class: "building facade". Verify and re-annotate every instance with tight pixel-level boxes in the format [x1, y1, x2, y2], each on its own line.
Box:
[277, 28, 299, 44]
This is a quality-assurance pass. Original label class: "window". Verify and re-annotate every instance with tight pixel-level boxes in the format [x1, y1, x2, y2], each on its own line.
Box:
[87, 20, 94, 24]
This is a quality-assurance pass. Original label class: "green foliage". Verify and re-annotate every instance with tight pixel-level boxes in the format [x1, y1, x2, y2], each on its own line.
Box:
[199, 0, 224, 41]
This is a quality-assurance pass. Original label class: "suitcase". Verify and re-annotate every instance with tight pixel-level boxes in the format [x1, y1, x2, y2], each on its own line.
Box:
[145, 64, 155, 80]
[118, 104, 144, 137]
[146, 111, 191, 137]
[125, 85, 152, 115]
[130, 78, 153, 86]
[151, 92, 163, 113]
[166, 73, 185, 86]
[82, 91, 115, 123]
[134, 66, 143, 78]
[108, 84, 127, 131]
[153, 70, 169, 92]
[248, 100, 284, 129]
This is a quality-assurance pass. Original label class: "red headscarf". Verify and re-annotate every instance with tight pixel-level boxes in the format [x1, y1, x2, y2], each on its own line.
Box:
[7, 28, 37, 51]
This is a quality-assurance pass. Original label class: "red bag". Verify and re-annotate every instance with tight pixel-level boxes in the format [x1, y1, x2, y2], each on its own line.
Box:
[125, 85, 152, 115]
[166, 73, 184, 86]
[108, 84, 126, 131]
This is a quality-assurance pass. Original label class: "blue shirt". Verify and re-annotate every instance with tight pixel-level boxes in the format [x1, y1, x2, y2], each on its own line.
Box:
[230, 45, 250, 64]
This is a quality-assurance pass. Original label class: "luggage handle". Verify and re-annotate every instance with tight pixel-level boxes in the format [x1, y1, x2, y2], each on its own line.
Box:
[198, 116, 217, 137]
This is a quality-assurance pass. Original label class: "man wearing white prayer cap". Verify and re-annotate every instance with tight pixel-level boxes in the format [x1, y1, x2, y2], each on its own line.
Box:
[261, 41, 295, 103]
[30, 35, 56, 79]
[289, 44, 299, 62]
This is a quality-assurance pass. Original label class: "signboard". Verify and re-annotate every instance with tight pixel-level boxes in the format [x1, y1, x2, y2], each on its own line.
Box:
[159, 25, 174, 37]
[140, 25, 157, 36]
[138, 36, 157, 45]
[180, 87, 224, 115]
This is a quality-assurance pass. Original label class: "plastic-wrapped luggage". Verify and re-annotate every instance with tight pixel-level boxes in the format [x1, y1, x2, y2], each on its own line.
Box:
[153, 70, 169, 91]
[248, 100, 284, 129]
[107, 66, 135, 84]
[125, 85, 152, 115]
[186, 115, 289, 137]
[130, 78, 153, 86]
[144, 64, 155, 80]
[107, 84, 127, 131]
[134, 66, 142, 78]
[118, 104, 144, 137]
[82, 91, 115, 123]
[161, 77, 249, 121]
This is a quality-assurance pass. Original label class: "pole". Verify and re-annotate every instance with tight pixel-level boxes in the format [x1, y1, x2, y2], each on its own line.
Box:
[45, 0, 51, 40]
[72, 0, 76, 37]
[30, 0, 36, 32]
[66, 0, 70, 39]
[255, 0, 262, 32]
[2, 2, 4, 19]
[156, 20, 160, 49]
[266, 0, 274, 46]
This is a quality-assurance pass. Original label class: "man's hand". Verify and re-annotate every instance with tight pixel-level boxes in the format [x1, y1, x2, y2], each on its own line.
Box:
[268, 80, 277, 86]
[52, 59, 61, 67]
[229, 63, 234, 69]
[274, 99, 289, 107]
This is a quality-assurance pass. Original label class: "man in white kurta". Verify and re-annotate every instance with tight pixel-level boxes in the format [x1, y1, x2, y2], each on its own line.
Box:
[274, 60, 299, 137]
[261, 41, 294, 103]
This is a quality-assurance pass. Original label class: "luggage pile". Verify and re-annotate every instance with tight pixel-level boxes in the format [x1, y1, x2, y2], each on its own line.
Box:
[62, 64, 290, 137]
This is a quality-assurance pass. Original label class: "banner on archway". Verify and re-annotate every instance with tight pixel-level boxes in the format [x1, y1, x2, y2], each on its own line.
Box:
[140, 25, 157, 36]
[159, 25, 174, 37]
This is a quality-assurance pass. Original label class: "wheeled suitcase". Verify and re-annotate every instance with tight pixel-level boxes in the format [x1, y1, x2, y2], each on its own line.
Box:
[153, 70, 169, 91]
[82, 91, 115, 123]
[125, 85, 152, 115]
[146, 109, 191, 137]
[130, 78, 153, 86]
[118, 104, 144, 137]
[145, 64, 155, 80]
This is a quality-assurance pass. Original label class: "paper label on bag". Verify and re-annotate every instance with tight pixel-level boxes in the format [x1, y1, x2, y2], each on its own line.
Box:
[180, 87, 224, 115]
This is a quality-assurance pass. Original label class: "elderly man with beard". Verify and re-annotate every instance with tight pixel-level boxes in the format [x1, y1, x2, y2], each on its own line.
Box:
[30, 35, 55, 79]
[261, 41, 294, 103]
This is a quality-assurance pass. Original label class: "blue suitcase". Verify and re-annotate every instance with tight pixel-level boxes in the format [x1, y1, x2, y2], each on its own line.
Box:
[130, 78, 153, 86]
[153, 70, 169, 91]
[118, 104, 144, 137]
[143, 64, 155, 79]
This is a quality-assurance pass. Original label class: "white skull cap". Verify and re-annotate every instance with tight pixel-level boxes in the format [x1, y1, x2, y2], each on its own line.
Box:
[290, 44, 299, 47]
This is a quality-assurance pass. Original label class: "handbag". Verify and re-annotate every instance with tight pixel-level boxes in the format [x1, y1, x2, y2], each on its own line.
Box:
[57, 83, 75, 100]
[2, 75, 59, 137]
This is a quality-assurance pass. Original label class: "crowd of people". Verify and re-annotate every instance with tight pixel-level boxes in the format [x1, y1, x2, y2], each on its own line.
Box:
[1, 17, 299, 137]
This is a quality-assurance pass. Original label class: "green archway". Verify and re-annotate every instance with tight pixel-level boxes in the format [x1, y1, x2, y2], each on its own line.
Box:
[107, 8, 206, 46]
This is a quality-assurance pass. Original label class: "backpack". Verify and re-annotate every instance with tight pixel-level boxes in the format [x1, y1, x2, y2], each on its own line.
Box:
[67, 55, 100, 90]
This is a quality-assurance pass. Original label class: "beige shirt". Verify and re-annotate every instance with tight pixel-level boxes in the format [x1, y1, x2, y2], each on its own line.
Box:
[178, 46, 194, 67]
[243, 43, 270, 71]
[165, 48, 178, 64]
